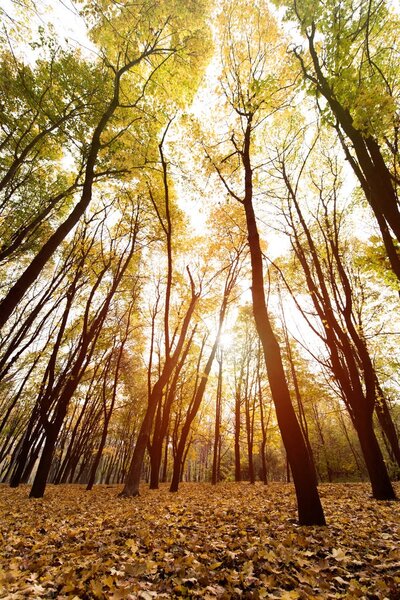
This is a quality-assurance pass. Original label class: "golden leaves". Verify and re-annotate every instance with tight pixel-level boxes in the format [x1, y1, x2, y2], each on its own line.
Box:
[0, 482, 399, 598]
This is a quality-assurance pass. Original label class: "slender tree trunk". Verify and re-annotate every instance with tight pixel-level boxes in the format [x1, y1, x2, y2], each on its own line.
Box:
[234, 389, 242, 482]
[241, 117, 325, 525]
[212, 352, 223, 485]
[86, 421, 109, 491]
[280, 305, 318, 486]
[30, 424, 60, 498]
[259, 380, 269, 485]
[21, 435, 45, 484]
[281, 156, 396, 500]
[161, 431, 169, 483]
[170, 308, 229, 493]
[355, 410, 396, 499]
[245, 393, 255, 484]
[311, 403, 333, 482]
[149, 431, 163, 490]
[375, 391, 400, 468]
[120, 391, 161, 497]
[286, 455, 291, 483]
[9, 416, 41, 487]
[120, 291, 198, 498]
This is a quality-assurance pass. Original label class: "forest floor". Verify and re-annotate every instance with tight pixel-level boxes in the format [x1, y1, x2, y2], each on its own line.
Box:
[0, 482, 399, 599]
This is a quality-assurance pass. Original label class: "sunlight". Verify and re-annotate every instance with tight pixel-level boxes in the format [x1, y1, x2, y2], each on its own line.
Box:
[218, 331, 233, 349]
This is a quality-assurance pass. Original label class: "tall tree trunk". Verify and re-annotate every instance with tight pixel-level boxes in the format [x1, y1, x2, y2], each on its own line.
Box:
[30, 418, 64, 498]
[258, 366, 269, 485]
[161, 430, 169, 483]
[280, 301, 318, 485]
[211, 352, 223, 485]
[280, 156, 396, 501]
[374, 387, 400, 469]
[355, 409, 395, 500]
[149, 330, 195, 489]
[234, 387, 242, 482]
[241, 116, 325, 525]
[245, 391, 255, 484]
[169, 267, 238, 493]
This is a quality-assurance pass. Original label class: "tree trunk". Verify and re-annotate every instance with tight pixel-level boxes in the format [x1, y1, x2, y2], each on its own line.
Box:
[86, 421, 109, 491]
[234, 389, 241, 482]
[211, 353, 223, 485]
[355, 411, 396, 500]
[149, 434, 163, 490]
[30, 425, 59, 498]
[161, 431, 169, 483]
[119, 392, 160, 497]
[375, 392, 400, 468]
[241, 117, 325, 525]
[259, 379, 269, 485]
[245, 393, 255, 484]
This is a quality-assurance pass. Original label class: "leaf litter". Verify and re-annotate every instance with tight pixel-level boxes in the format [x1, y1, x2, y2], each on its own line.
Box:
[0, 482, 399, 599]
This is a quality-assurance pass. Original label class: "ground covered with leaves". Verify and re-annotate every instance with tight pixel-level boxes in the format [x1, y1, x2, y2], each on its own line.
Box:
[0, 482, 399, 599]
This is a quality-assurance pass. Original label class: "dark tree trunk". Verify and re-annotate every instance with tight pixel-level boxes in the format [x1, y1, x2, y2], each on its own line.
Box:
[234, 389, 241, 482]
[211, 353, 223, 485]
[149, 331, 195, 489]
[280, 153, 396, 501]
[21, 435, 45, 484]
[121, 308, 195, 497]
[120, 289, 198, 498]
[280, 307, 318, 486]
[9, 416, 41, 487]
[161, 431, 169, 483]
[374, 390, 400, 468]
[170, 296, 233, 493]
[86, 423, 109, 491]
[149, 431, 163, 490]
[355, 411, 396, 500]
[170, 452, 182, 492]
[241, 116, 325, 525]
[286, 455, 291, 484]
[311, 403, 333, 482]
[245, 392, 255, 484]
[30, 425, 60, 498]
[258, 375, 269, 485]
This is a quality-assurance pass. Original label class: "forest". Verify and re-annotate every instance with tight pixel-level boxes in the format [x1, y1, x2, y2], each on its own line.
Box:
[0, 0, 399, 597]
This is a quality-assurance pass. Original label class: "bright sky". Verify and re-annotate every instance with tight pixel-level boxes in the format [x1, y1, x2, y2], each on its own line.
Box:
[2, 0, 96, 58]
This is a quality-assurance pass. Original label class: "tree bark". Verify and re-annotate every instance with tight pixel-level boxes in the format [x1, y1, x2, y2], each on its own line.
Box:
[211, 352, 223, 485]
[241, 116, 325, 525]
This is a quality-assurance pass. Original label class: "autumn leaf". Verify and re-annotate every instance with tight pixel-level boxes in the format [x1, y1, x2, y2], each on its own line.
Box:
[0, 482, 399, 599]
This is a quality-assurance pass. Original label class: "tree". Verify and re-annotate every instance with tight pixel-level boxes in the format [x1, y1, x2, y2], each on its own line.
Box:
[211, 349, 223, 485]
[169, 226, 245, 492]
[273, 133, 396, 499]
[204, 0, 325, 524]
[276, 0, 400, 283]
[0, 0, 211, 329]
[119, 126, 201, 497]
